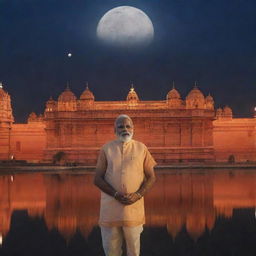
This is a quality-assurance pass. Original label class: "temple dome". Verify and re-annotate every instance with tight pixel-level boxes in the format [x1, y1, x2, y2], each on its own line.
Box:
[45, 96, 56, 112]
[58, 86, 77, 102]
[186, 86, 204, 101]
[216, 106, 232, 119]
[46, 96, 55, 105]
[223, 106, 232, 116]
[167, 87, 181, 100]
[166, 85, 183, 108]
[80, 85, 95, 100]
[186, 84, 205, 109]
[29, 112, 37, 119]
[127, 85, 139, 101]
[216, 107, 223, 117]
[205, 93, 214, 110]
[28, 112, 44, 123]
[205, 94, 214, 102]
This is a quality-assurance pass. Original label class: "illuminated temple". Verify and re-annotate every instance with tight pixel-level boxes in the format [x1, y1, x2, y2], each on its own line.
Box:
[0, 82, 256, 164]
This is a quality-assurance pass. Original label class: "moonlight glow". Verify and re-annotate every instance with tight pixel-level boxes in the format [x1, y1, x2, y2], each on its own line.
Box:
[97, 6, 154, 48]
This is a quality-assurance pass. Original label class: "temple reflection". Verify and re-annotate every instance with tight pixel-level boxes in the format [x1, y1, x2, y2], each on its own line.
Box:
[0, 170, 256, 243]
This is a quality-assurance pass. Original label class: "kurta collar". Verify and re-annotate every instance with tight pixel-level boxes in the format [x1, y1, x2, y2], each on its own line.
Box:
[115, 139, 133, 146]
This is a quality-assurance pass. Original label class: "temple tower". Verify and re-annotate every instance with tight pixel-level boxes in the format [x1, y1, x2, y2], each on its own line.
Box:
[126, 85, 139, 108]
[57, 85, 77, 112]
[79, 84, 95, 110]
[166, 84, 183, 108]
[0, 83, 14, 159]
[186, 84, 206, 109]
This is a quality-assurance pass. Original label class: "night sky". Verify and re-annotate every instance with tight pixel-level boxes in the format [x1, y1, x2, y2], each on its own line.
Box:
[1, 0, 256, 122]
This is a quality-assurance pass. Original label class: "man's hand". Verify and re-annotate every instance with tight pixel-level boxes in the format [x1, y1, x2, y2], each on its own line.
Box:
[124, 193, 141, 204]
[114, 192, 128, 204]
[115, 192, 141, 205]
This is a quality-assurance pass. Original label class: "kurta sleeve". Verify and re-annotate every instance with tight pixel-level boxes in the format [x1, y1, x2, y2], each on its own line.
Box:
[96, 148, 107, 171]
[143, 147, 157, 170]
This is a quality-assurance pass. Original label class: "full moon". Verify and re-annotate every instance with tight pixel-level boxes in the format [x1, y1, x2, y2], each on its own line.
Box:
[97, 6, 154, 48]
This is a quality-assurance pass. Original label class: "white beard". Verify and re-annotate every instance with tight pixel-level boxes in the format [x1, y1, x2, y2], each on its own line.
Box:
[116, 131, 133, 143]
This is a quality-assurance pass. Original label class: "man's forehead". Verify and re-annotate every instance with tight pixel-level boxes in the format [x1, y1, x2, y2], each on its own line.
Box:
[116, 118, 133, 125]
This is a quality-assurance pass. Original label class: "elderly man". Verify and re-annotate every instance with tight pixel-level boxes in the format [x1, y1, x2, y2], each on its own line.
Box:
[94, 114, 156, 256]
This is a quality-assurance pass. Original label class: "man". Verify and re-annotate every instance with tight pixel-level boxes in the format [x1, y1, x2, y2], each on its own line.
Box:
[94, 114, 156, 256]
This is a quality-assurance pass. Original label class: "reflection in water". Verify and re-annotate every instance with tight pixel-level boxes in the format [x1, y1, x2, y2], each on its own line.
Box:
[146, 173, 215, 239]
[0, 170, 256, 250]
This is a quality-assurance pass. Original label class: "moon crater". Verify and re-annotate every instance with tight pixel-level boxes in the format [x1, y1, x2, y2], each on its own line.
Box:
[97, 6, 154, 48]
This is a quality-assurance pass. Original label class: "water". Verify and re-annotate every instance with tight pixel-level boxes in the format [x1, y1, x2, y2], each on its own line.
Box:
[0, 169, 256, 256]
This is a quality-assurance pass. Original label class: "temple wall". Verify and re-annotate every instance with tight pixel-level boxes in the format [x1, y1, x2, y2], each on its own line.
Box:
[2, 84, 256, 164]
[9, 122, 46, 162]
[2, 116, 256, 164]
[43, 111, 215, 164]
[0, 122, 11, 159]
[213, 118, 256, 162]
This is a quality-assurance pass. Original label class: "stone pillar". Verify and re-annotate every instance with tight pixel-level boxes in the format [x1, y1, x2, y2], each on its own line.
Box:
[191, 121, 203, 147]
[181, 122, 191, 147]
[0, 123, 11, 159]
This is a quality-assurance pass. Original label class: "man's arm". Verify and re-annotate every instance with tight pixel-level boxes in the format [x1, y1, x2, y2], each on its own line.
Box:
[94, 167, 116, 197]
[137, 166, 156, 197]
[94, 167, 131, 204]
[125, 166, 156, 204]
[94, 149, 116, 197]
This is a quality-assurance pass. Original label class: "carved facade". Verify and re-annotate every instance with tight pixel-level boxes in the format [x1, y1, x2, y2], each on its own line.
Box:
[0, 82, 256, 163]
[43, 84, 215, 164]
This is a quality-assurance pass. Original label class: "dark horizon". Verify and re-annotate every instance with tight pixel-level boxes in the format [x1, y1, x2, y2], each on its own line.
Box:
[1, 0, 255, 122]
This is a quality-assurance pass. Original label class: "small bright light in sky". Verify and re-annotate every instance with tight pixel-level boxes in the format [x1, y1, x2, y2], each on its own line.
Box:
[68, 53, 72, 57]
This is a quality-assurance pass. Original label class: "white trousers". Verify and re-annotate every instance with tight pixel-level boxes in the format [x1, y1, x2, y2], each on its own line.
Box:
[101, 225, 143, 256]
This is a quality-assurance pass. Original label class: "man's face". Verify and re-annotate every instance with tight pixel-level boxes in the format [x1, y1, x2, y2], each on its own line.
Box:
[115, 118, 134, 142]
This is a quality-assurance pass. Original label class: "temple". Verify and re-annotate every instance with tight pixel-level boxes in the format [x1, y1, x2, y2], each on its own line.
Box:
[0, 82, 255, 164]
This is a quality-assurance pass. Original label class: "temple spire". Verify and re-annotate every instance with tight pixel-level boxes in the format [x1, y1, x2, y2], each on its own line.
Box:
[66, 81, 70, 91]
[194, 81, 198, 88]
[130, 83, 134, 92]
[86, 82, 89, 90]
[172, 81, 175, 89]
